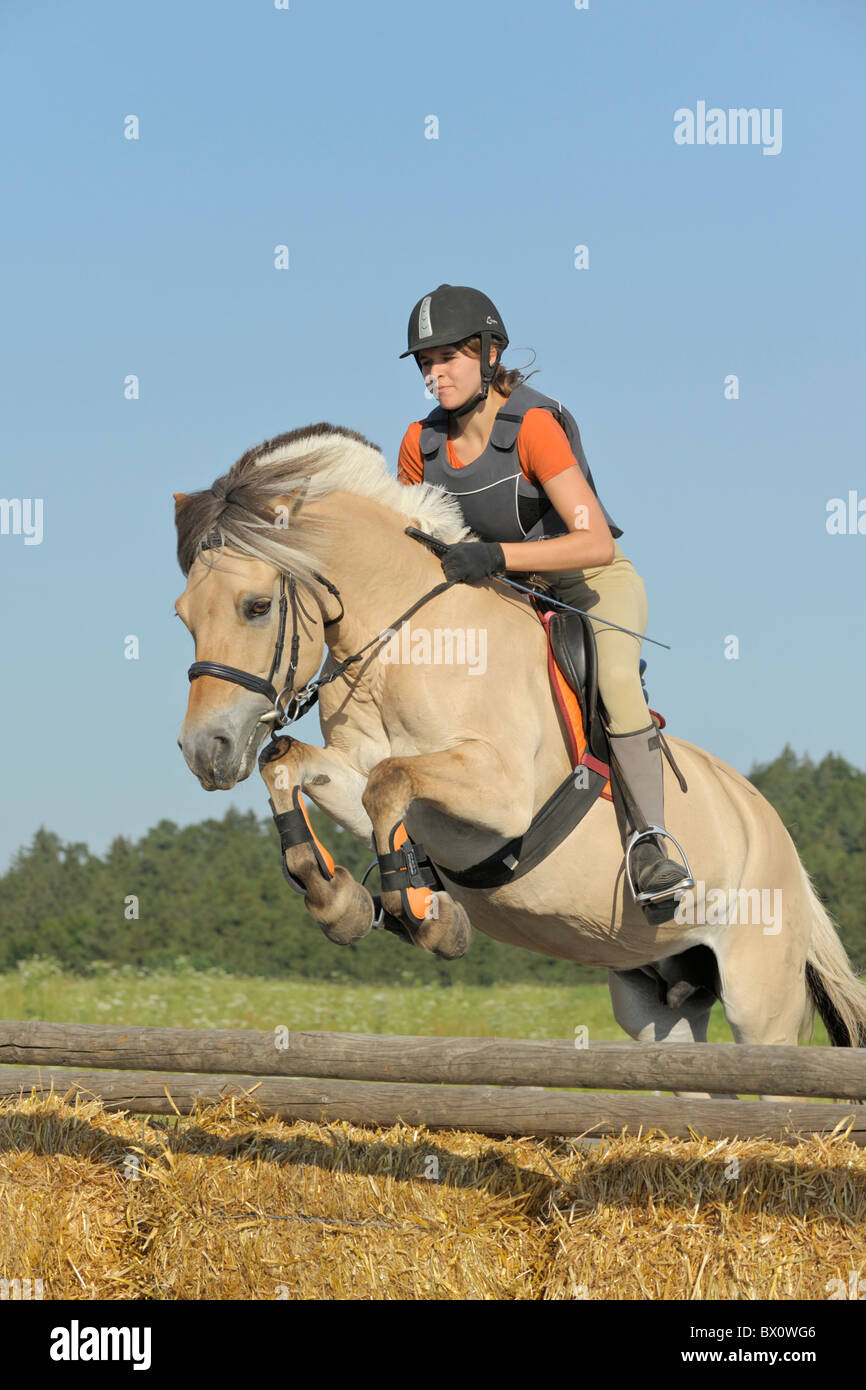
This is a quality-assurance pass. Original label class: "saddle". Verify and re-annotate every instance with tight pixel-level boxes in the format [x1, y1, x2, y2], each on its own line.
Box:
[546, 607, 614, 770]
[539, 600, 667, 782]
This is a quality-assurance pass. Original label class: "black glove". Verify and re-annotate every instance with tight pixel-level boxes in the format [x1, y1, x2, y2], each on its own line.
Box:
[440, 540, 506, 583]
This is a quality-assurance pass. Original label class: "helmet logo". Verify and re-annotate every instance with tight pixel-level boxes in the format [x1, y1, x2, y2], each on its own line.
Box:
[486, 316, 498, 325]
[418, 295, 433, 339]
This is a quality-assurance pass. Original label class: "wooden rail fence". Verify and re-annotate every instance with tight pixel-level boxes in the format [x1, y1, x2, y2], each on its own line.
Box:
[0, 1022, 864, 1143]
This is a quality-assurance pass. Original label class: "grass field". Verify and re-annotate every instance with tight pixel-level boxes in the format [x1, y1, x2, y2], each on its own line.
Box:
[0, 953, 832, 1045]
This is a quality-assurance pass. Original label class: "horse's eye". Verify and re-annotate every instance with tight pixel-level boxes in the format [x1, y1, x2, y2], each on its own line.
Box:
[250, 600, 271, 617]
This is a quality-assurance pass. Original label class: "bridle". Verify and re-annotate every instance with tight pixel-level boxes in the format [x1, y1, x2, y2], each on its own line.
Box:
[187, 536, 345, 729]
[187, 533, 458, 731]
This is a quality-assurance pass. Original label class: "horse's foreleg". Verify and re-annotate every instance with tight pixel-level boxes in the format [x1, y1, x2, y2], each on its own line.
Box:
[258, 735, 377, 945]
[362, 740, 533, 959]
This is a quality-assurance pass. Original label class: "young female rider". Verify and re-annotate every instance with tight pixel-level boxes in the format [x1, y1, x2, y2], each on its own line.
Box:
[396, 283, 694, 906]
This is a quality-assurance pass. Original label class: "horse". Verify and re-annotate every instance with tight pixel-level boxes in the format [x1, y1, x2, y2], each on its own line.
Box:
[174, 423, 866, 1091]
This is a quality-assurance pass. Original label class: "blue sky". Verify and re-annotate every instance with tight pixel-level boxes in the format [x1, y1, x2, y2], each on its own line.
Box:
[0, 0, 863, 870]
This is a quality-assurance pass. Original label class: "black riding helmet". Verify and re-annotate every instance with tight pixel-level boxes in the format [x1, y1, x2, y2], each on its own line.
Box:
[400, 284, 509, 418]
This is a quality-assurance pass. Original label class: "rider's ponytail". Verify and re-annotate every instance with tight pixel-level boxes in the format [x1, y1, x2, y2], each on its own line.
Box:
[456, 335, 537, 397]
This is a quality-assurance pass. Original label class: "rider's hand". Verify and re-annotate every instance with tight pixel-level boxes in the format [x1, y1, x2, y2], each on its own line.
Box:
[440, 541, 506, 583]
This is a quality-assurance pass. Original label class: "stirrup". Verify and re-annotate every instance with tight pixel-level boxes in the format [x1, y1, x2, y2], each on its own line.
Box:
[625, 825, 695, 905]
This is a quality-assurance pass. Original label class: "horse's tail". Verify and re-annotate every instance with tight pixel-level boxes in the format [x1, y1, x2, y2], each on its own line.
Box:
[800, 861, 866, 1047]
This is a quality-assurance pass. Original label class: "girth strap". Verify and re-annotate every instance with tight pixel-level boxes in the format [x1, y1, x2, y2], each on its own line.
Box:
[434, 765, 608, 891]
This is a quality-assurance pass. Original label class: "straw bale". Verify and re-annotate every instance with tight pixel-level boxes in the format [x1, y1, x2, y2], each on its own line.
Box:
[539, 1126, 866, 1300]
[1, 1089, 863, 1301]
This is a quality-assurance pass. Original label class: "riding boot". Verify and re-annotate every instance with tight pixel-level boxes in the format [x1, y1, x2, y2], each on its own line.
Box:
[607, 724, 694, 903]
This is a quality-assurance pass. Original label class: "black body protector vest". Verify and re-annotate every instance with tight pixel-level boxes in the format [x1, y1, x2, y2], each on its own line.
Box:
[419, 383, 622, 544]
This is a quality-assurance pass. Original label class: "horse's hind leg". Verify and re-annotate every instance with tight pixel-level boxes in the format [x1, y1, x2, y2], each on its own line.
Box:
[715, 916, 809, 1047]
[713, 921, 810, 1100]
[608, 964, 733, 1099]
[258, 735, 377, 945]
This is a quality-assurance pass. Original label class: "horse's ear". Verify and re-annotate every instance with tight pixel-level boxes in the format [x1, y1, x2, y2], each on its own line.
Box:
[173, 492, 190, 521]
[271, 486, 308, 530]
[287, 488, 306, 518]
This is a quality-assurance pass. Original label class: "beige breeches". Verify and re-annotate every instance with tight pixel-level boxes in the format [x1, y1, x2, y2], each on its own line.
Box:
[529, 541, 652, 735]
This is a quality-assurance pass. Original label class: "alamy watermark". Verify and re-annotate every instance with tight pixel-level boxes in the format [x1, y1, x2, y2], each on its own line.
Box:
[0, 1277, 44, 1300]
[0, 498, 43, 545]
[674, 881, 782, 935]
[826, 491, 866, 535]
[378, 623, 487, 675]
[674, 102, 782, 156]
[50, 1322, 151, 1370]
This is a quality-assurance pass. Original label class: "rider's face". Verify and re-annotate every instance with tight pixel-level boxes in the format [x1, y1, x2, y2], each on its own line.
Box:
[416, 344, 481, 407]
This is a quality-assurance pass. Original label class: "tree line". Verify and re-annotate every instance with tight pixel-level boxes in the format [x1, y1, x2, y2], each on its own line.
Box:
[0, 745, 863, 984]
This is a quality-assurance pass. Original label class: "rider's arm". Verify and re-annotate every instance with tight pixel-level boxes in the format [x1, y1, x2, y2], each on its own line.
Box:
[397, 422, 424, 485]
[499, 411, 614, 572]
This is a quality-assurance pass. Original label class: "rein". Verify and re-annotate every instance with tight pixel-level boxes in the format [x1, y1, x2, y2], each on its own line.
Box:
[187, 534, 458, 730]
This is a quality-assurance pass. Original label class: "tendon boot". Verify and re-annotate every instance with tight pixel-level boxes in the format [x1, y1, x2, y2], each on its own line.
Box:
[608, 724, 694, 904]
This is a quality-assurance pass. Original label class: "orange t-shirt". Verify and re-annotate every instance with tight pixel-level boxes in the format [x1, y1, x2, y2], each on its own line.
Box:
[397, 407, 578, 488]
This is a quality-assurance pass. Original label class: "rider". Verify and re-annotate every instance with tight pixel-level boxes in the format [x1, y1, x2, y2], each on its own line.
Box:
[396, 283, 694, 905]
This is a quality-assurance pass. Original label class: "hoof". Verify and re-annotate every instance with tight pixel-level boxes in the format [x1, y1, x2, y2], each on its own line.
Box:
[313, 868, 375, 946]
[368, 891, 472, 958]
[414, 894, 472, 959]
[666, 981, 699, 1009]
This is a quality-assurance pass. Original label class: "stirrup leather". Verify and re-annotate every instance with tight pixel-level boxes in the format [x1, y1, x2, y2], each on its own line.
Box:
[625, 824, 695, 905]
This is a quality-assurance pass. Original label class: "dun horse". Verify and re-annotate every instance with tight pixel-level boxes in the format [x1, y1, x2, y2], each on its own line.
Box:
[174, 425, 866, 1077]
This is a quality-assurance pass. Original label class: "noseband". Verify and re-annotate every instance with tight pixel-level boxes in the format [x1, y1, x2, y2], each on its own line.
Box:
[187, 536, 343, 728]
